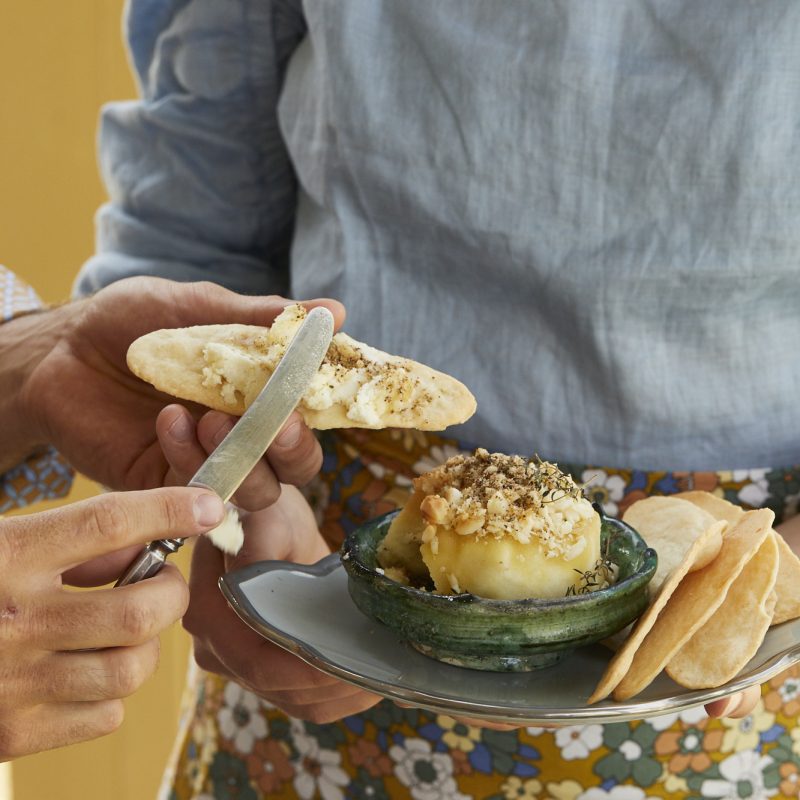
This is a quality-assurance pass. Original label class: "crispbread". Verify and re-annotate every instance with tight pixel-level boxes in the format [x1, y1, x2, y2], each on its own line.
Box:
[677, 491, 800, 626]
[674, 491, 745, 525]
[665, 531, 779, 688]
[612, 508, 774, 701]
[127, 305, 476, 431]
[771, 534, 800, 625]
[622, 497, 725, 596]
[587, 519, 725, 703]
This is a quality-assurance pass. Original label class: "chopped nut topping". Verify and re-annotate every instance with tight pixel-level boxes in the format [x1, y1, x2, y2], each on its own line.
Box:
[415, 449, 595, 559]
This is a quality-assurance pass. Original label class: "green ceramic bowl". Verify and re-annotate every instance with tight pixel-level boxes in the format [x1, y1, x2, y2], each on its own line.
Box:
[341, 507, 657, 672]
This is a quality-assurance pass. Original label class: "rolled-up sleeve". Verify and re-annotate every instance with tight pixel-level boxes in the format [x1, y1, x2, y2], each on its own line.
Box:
[0, 267, 73, 511]
[75, 0, 307, 297]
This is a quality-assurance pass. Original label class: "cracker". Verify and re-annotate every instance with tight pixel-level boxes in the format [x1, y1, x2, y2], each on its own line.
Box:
[674, 491, 745, 525]
[612, 508, 774, 701]
[677, 491, 800, 626]
[622, 497, 725, 595]
[587, 518, 726, 704]
[665, 531, 779, 688]
[770, 533, 800, 625]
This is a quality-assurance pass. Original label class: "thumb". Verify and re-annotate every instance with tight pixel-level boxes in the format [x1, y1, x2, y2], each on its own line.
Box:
[5, 487, 225, 576]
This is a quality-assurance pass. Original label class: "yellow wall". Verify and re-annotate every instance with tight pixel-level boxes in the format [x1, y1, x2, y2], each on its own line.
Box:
[0, 3, 192, 798]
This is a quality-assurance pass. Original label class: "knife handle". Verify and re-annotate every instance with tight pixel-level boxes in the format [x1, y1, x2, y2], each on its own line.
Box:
[114, 480, 217, 587]
[114, 538, 185, 587]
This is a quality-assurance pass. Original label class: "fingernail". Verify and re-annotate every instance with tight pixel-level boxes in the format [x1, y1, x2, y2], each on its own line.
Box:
[168, 414, 193, 443]
[275, 420, 303, 449]
[710, 696, 736, 718]
[212, 420, 234, 447]
[194, 493, 225, 527]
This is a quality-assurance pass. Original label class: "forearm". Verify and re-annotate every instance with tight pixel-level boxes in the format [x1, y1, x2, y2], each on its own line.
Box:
[75, 0, 306, 298]
[0, 303, 78, 473]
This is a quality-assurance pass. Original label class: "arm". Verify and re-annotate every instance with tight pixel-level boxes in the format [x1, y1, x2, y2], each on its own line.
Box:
[0, 266, 73, 506]
[75, 0, 307, 297]
[0, 272, 343, 494]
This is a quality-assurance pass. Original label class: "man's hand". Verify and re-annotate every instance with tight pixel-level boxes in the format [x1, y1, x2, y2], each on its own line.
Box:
[184, 488, 382, 722]
[4, 276, 344, 491]
[159, 407, 381, 723]
[0, 486, 225, 760]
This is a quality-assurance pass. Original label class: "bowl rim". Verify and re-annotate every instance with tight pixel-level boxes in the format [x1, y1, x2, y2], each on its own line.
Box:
[341, 505, 657, 609]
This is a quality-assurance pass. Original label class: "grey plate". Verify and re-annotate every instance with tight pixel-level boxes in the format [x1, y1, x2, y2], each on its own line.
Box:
[219, 554, 800, 725]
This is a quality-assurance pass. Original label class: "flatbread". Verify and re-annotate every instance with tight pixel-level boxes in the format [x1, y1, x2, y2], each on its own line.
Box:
[665, 531, 779, 688]
[127, 304, 476, 431]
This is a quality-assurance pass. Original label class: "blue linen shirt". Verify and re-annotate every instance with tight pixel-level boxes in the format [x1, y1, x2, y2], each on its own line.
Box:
[77, 0, 800, 471]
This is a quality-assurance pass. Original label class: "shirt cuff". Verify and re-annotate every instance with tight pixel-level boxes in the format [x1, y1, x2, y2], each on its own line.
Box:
[0, 264, 75, 509]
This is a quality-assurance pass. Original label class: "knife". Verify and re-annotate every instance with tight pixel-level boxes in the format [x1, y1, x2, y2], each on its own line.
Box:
[115, 306, 335, 587]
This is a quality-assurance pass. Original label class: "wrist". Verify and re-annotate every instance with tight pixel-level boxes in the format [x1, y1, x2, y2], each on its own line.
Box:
[0, 303, 80, 472]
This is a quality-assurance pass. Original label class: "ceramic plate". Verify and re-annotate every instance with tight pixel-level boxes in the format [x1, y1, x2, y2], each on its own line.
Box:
[219, 554, 800, 725]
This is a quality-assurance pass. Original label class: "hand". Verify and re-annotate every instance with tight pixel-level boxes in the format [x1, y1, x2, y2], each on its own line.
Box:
[704, 685, 762, 719]
[158, 411, 381, 722]
[4, 276, 344, 490]
[0, 486, 225, 760]
[184, 491, 381, 722]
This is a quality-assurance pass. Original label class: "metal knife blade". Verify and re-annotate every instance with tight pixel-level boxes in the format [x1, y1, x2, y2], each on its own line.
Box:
[115, 306, 335, 586]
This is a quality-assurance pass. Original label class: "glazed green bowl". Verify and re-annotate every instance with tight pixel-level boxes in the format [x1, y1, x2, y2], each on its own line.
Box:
[341, 508, 657, 672]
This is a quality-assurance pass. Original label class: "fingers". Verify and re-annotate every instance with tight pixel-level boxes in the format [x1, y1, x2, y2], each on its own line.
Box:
[62, 544, 143, 587]
[185, 537, 376, 722]
[99, 278, 346, 341]
[23, 639, 161, 704]
[157, 404, 280, 505]
[705, 685, 762, 719]
[263, 412, 324, 488]
[1, 487, 225, 574]
[0, 700, 124, 760]
[193, 638, 380, 724]
[24, 564, 189, 651]
[183, 538, 285, 681]
[158, 405, 322, 513]
[271, 687, 381, 724]
[222, 497, 329, 574]
[196, 412, 281, 507]
[153, 281, 347, 332]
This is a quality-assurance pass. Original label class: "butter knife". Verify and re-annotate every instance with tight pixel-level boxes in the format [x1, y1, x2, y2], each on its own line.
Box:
[115, 306, 335, 587]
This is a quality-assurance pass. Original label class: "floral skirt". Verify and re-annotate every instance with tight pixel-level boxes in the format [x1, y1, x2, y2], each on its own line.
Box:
[163, 428, 800, 800]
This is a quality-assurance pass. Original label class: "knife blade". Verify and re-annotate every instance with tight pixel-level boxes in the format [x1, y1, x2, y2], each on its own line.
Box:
[115, 306, 335, 586]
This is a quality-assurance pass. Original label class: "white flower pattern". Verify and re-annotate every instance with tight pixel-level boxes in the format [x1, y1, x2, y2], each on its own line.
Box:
[216, 682, 267, 755]
[701, 751, 777, 799]
[290, 720, 349, 800]
[581, 469, 626, 516]
[554, 725, 604, 759]
[648, 706, 708, 730]
[733, 468, 770, 507]
[578, 787, 660, 800]
[389, 737, 470, 800]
